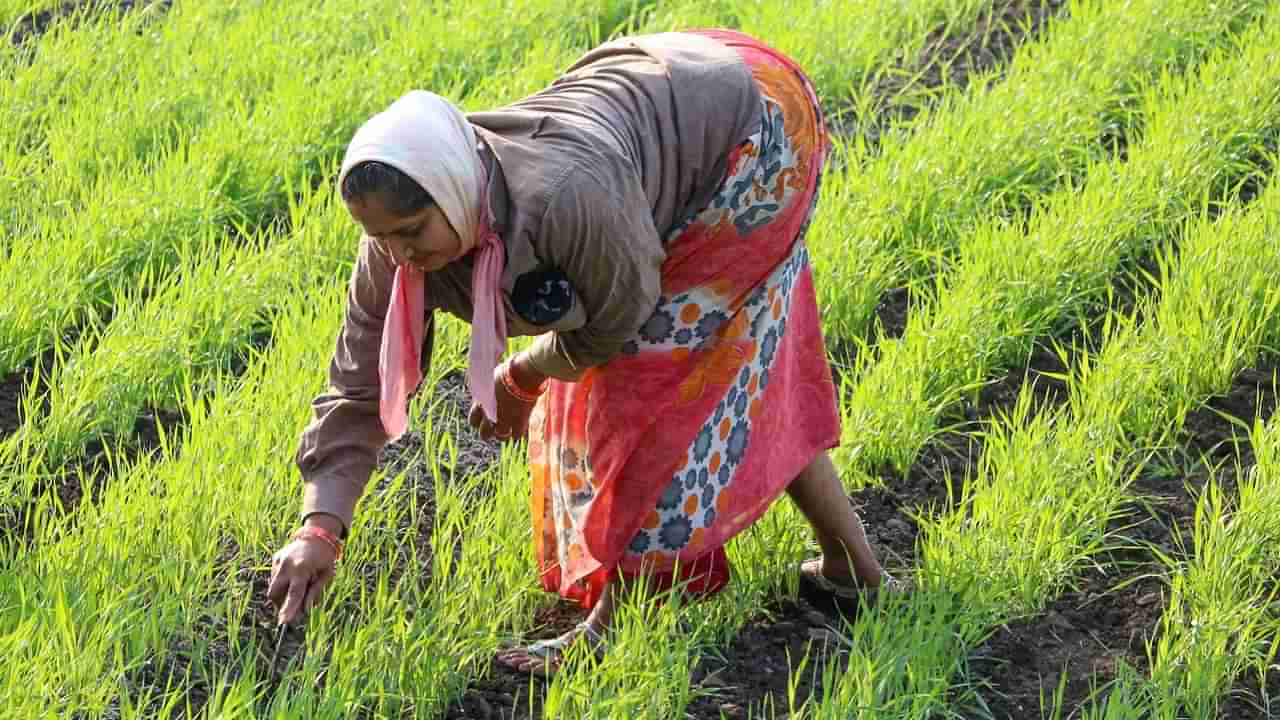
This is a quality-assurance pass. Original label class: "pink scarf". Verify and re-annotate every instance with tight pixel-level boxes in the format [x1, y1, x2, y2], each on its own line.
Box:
[378, 161, 507, 440]
[339, 90, 507, 441]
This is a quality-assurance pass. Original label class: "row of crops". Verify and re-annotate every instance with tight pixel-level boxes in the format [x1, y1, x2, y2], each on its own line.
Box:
[1, 0, 1277, 717]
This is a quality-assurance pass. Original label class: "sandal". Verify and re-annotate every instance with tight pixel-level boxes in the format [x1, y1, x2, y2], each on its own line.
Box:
[495, 622, 605, 677]
[798, 557, 910, 615]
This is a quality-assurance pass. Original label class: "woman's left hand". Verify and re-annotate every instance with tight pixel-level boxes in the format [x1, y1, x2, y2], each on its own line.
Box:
[469, 355, 541, 442]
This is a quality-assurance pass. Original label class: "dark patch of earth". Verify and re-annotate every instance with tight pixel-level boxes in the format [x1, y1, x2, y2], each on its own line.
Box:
[833, 0, 1069, 148]
[444, 598, 855, 720]
[0, 348, 54, 440]
[968, 356, 1280, 718]
[5, 0, 169, 48]
[0, 364, 27, 438]
[0, 404, 184, 548]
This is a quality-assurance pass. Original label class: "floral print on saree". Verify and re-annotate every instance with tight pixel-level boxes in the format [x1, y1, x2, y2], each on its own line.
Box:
[527, 30, 840, 608]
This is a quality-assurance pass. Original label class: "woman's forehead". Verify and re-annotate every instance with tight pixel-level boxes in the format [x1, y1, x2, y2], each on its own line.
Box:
[346, 196, 430, 236]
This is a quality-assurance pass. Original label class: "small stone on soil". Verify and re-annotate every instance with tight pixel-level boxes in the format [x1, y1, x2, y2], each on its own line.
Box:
[808, 628, 839, 644]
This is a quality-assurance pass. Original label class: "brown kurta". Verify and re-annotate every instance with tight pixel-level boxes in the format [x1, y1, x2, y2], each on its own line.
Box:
[296, 32, 764, 528]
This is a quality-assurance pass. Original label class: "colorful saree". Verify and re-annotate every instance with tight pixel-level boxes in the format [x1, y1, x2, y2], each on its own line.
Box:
[527, 29, 840, 608]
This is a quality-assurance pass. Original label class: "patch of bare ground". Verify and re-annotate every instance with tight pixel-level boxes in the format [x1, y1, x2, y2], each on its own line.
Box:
[0, 404, 184, 550]
[967, 357, 1280, 718]
[5, 0, 169, 48]
[831, 0, 1069, 148]
[1, 328, 271, 552]
[0, 358, 38, 439]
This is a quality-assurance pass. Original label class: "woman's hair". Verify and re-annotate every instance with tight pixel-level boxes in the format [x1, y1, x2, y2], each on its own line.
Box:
[340, 161, 434, 217]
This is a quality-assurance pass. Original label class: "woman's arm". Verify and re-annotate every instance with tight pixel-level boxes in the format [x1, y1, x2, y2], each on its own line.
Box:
[294, 236, 433, 533]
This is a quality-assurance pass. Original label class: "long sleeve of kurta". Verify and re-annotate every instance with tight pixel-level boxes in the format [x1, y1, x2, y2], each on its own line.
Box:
[523, 161, 665, 380]
[294, 236, 432, 529]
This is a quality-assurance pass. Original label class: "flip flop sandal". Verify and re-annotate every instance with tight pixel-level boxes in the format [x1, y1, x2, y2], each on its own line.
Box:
[798, 558, 910, 615]
[498, 622, 605, 677]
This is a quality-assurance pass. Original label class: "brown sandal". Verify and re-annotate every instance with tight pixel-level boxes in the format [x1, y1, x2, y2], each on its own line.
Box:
[798, 558, 909, 615]
[495, 622, 605, 678]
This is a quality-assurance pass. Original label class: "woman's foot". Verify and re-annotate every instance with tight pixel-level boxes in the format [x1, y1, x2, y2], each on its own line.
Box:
[496, 581, 619, 677]
[786, 453, 887, 586]
[494, 621, 606, 677]
[798, 556, 910, 614]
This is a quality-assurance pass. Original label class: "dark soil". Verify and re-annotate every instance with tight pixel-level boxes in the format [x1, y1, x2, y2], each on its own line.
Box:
[5, 0, 169, 48]
[0, 403, 183, 546]
[682, 600, 856, 720]
[968, 356, 1280, 719]
[0, 348, 54, 440]
[966, 470, 1185, 718]
[853, 343, 1072, 570]
[444, 597, 858, 720]
[0, 364, 30, 438]
[833, 0, 1069, 147]
[5, 0, 81, 46]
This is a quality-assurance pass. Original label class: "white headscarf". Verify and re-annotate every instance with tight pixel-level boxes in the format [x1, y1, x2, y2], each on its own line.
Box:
[337, 90, 483, 252]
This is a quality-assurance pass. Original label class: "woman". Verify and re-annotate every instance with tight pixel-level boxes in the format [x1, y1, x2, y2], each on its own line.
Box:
[267, 28, 901, 676]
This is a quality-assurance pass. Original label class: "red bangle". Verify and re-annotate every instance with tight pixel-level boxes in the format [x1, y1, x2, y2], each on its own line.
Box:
[293, 526, 343, 562]
[500, 359, 546, 404]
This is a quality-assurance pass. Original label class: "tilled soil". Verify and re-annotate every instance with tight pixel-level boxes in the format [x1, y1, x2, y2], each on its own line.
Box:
[0, 366, 25, 438]
[969, 356, 1280, 718]
[834, 0, 1069, 148]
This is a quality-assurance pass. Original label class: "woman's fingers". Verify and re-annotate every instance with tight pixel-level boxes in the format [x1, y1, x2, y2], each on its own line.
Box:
[278, 574, 310, 626]
[266, 555, 289, 608]
[472, 400, 533, 442]
[302, 569, 333, 616]
[470, 402, 501, 440]
[267, 539, 339, 625]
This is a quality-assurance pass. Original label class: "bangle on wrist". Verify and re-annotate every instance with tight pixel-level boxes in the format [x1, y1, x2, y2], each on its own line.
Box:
[500, 358, 546, 403]
[293, 526, 344, 562]
[301, 510, 348, 539]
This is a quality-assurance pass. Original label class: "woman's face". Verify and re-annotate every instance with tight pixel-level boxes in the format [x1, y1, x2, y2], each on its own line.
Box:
[345, 193, 464, 273]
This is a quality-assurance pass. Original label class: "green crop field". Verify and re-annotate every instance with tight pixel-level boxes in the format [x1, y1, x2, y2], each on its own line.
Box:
[2, 0, 1278, 718]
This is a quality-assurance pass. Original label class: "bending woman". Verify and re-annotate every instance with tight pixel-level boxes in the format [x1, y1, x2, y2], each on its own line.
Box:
[268, 29, 900, 676]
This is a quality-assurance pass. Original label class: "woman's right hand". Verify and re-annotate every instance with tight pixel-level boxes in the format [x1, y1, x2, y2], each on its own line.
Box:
[266, 518, 342, 625]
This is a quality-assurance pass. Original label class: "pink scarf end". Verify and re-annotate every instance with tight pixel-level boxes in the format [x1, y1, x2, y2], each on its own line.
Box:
[379, 264, 424, 441]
